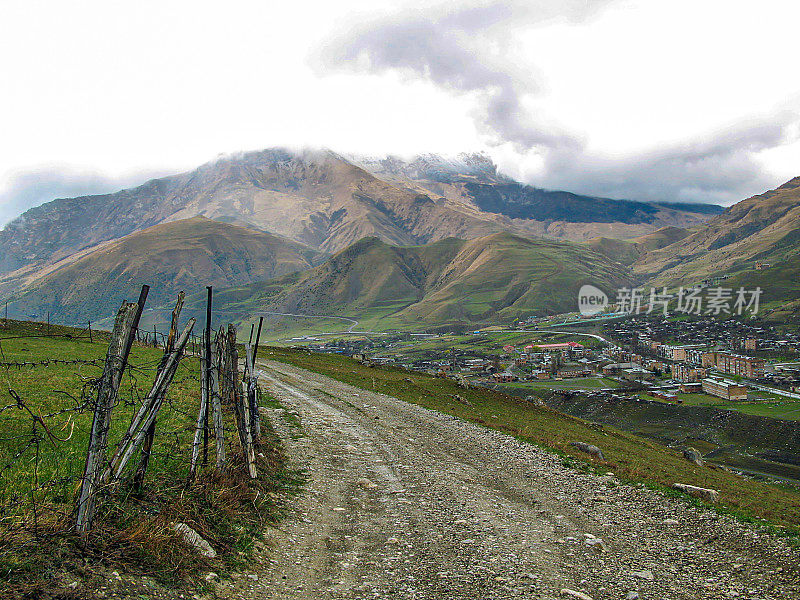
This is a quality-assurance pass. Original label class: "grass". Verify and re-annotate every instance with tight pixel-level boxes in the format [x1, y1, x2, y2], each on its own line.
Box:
[640, 390, 800, 421]
[183, 232, 630, 334]
[0, 319, 297, 598]
[263, 346, 800, 534]
[260, 388, 303, 436]
[502, 377, 620, 390]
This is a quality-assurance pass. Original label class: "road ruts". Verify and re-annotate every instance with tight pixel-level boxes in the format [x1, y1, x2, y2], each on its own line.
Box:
[217, 359, 800, 600]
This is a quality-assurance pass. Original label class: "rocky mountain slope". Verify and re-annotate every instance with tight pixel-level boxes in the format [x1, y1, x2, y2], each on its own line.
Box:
[0, 148, 720, 287]
[200, 231, 631, 327]
[5, 217, 319, 324]
[0, 149, 498, 281]
[634, 177, 800, 286]
[352, 152, 722, 240]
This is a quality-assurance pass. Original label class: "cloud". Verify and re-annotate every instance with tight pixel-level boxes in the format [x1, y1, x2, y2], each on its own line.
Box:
[314, 1, 608, 153]
[0, 167, 170, 228]
[316, 0, 800, 203]
[540, 111, 800, 204]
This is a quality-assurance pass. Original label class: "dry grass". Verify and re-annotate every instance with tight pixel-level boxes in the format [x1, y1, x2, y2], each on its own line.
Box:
[0, 320, 299, 598]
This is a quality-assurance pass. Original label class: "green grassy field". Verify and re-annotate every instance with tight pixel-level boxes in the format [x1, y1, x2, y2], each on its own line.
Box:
[263, 346, 800, 533]
[0, 320, 294, 596]
[639, 391, 800, 421]
[502, 377, 621, 390]
[366, 330, 604, 362]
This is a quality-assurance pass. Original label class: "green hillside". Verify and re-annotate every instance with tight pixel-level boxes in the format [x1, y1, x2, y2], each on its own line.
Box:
[585, 237, 643, 266]
[632, 226, 692, 250]
[4, 217, 320, 325]
[634, 177, 800, 286]
[195, 232, 631, 330]
[586, 227, 691, 267]
[724, 257, 800, 324]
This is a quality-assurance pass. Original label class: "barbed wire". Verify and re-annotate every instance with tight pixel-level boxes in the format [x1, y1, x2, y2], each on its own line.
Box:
[0, 335, 196, 549]
[0, 313, 266, 592]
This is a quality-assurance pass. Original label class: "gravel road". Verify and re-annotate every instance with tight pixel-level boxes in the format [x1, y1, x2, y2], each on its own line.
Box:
[216, 360, 800, 600]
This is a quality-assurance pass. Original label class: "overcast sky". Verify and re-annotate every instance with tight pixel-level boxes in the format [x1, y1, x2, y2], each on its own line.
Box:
[1, 0, 798, 226]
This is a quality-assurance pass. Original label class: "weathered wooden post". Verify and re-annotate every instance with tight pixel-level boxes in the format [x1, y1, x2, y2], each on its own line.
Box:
[210, 327, 225, 468]
[253, 316, 263, 363]
[244, 343, 261, 445]
[203, 286, 212, 465]
[75, 285, 148, 535]
[106, 318, 195, 483]
[189, 350, 209, 480]
[230, 325, 256, 478]
[133, 292, 184, 489]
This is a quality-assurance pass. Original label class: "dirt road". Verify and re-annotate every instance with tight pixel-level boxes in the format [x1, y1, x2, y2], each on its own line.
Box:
[218, 360, 799, 599]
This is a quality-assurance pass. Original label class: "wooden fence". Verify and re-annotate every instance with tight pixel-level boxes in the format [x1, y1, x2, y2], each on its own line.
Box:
[73, 285, 263, 535]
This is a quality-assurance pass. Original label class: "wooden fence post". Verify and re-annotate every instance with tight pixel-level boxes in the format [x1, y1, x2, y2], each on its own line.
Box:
[231, 326, 256, 478]
[253, 316, 263, 363]
[133, 292, 184, 489]
[74, 292, 146, 534]
[210, 328, 225, 468]
[190, 351, 209, 480]
[244, 343, 261, 445]
[203, 287, 212, 466]
[101, 319, 195, 483]
[106, 318, 195, 482]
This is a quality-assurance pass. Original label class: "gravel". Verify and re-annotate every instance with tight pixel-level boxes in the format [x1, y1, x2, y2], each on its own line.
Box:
[214, 360, 800, 599]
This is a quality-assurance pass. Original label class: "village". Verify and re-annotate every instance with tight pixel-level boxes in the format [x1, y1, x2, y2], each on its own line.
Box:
[296, 313, 800, 417]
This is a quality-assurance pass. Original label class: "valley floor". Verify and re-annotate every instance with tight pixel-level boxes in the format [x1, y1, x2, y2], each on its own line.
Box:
[216, 360, 800, 600]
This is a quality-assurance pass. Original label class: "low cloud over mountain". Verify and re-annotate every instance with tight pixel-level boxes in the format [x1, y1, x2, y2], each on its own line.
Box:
[318, 1, 800, 205]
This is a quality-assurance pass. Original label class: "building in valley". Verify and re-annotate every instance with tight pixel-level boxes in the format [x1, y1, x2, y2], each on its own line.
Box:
[702, 377, 748, 400]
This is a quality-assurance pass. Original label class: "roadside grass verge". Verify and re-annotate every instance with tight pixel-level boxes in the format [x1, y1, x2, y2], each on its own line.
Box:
[260, 388, 303, 436]
[263, 346, 800, 535]
[0, 320, 297, 598]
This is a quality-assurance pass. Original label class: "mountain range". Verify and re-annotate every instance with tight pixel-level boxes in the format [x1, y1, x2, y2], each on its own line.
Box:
[1, 147, 796, 328]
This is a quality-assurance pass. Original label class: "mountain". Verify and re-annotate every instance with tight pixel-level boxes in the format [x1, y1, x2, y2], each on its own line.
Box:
[352, 152, 723, 240]
[586, 226, 692, 266]
[4, 217, 319, 324]
[200, 232, 631, 329]
[0, 147, 730, 328]
[0, 149, 498, 281]
[633, 177, 800, 287]
[0, 148, 722, 288]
